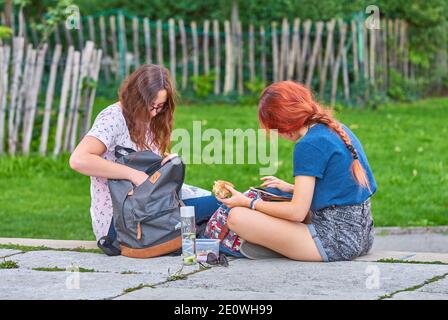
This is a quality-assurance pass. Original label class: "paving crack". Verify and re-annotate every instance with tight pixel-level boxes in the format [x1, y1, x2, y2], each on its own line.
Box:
[0, 251, 27, 259]
[377, 258, 448, 265]
[0, 244, 102, 254]
[108, 264, 215, 300]
[377, 272, 448, 300]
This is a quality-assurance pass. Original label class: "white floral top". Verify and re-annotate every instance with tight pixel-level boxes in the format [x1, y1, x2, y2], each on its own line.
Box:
[86, 103, 210, 240]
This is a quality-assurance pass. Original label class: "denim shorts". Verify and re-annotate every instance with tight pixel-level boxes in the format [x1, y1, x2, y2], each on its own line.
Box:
[306, 198, 374, 262]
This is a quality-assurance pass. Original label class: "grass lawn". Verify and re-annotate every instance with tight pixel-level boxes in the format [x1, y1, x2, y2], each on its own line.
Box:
[0, 97, 447, 240]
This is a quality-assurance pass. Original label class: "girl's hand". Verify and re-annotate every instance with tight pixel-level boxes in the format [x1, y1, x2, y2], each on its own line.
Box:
[127, 170, 149, 196]
[260, 176, 294, 193]
[129, 170, 149, 187]
[216, 185, 251, 209]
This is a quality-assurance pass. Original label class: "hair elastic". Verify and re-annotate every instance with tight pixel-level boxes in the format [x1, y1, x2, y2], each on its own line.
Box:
[346, 144, 359, 160]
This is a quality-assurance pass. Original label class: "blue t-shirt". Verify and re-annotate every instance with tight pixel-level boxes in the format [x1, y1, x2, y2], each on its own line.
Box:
[293, 123, 377, 211]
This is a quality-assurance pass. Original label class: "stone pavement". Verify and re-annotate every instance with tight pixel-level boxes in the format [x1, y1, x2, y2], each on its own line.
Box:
[1, 228, 447, 300]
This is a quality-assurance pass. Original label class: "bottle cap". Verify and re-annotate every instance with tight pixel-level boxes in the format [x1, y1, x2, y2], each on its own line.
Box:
[180, 206, 195, 218]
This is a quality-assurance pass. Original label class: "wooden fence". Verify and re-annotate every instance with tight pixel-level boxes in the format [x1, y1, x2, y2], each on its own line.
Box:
[0, 38, 102, 156]
[2, 9, 413, 105]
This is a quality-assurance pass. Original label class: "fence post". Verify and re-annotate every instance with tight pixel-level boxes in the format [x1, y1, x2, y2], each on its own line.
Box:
[12, 45, 33, 155]
[40, 44, 62, 155]
[271, 21, 279, 82]
[143, 17, 152, 64]
[77, 18, 84, 51]
[351, 20, 359, 82]
[320, 19, 335, 99]
[18, 46, 36, 155]
[69, 42, 95, 152]
[109, 15, 119, 80]
[369, 26, 376, 86]
[156, 20, 164, 66]
[54, 46, 74, 156]
[298, 20, 311, 82]
[341, 27, 350, 105]
[287, 18, 300, 80]
[63, 50, 80, 152]
[88, 16, 96, 43]
[117, 12, 127, 79]
[331, 20, 347, 106]
[279, 18, 289, 81]
[191, 21, 199, 89]
[236, 20, 243, 94]
[132, 17, 140, 69]
[98, 16, 110, 82]
[248, 24, 255, 82]
[260, 25, 267, 84]
[224, 20, 234, 94]
[23, 44, 47, 155]
[213, 20, 221, 94]
[81, 48, 103, 139]
[306, 21, 324, 88]
[168, 18, 176, 82]
[0, 44, 11, 155]
[203, 20, 210, 75]
[179, 19, 188, 90]
[8, 37, 24, 154]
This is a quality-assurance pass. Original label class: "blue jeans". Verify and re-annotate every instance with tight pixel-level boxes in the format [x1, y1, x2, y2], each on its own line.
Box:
[107, 195, 221, 241]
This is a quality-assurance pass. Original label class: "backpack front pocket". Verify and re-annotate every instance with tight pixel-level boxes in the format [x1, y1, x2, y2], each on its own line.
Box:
[131, 192, 179, 223]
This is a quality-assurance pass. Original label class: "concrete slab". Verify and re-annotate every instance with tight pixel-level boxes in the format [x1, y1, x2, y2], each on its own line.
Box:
[389, 276, 448, 300]
[423, 276, 448, 293]
[115, 287, 307, 300]
[118, 258, 448, 300]
[375, 226, 448, 235]
[2, 233, 448, 300]
[0, 238, 97, 250]
[0, 249, 22, 258]
[406, 252, 448, 264]
[389, 292, 448, 300]
[355, 250, 448, 264]
[373, 234, 448, 253]
[10, 250, 199, 275]
[354, 250, 416, 262]
[0, 269, 161, 300]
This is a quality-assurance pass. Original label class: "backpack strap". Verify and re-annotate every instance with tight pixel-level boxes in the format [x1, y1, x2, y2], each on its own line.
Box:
[114, 145, 136, 159]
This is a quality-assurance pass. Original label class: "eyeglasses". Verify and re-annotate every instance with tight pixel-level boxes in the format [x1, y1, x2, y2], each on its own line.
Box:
[149, 102, 168, 113]
[205, 252, 229, 267]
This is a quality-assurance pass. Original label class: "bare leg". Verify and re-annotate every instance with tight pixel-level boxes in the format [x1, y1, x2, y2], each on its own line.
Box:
[228, 207, 323, 262]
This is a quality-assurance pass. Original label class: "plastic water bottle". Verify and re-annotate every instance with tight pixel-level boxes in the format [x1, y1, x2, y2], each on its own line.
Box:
[180, 206, 197, 265]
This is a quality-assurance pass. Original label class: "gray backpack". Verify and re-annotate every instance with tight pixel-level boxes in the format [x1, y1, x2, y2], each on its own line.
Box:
[107, 146, 185, 258]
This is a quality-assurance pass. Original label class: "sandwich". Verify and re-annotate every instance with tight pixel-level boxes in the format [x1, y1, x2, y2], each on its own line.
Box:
[212, 180, 234, 198]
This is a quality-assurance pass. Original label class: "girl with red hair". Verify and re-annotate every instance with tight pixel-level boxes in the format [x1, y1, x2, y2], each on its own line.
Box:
[218, 81, 377, 262]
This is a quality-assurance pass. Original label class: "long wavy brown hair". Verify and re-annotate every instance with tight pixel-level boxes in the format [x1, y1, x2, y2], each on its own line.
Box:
[118, 64, 177, 155]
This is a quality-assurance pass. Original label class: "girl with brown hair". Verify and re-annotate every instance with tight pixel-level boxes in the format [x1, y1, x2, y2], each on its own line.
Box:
[70, 64, 219, 245]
